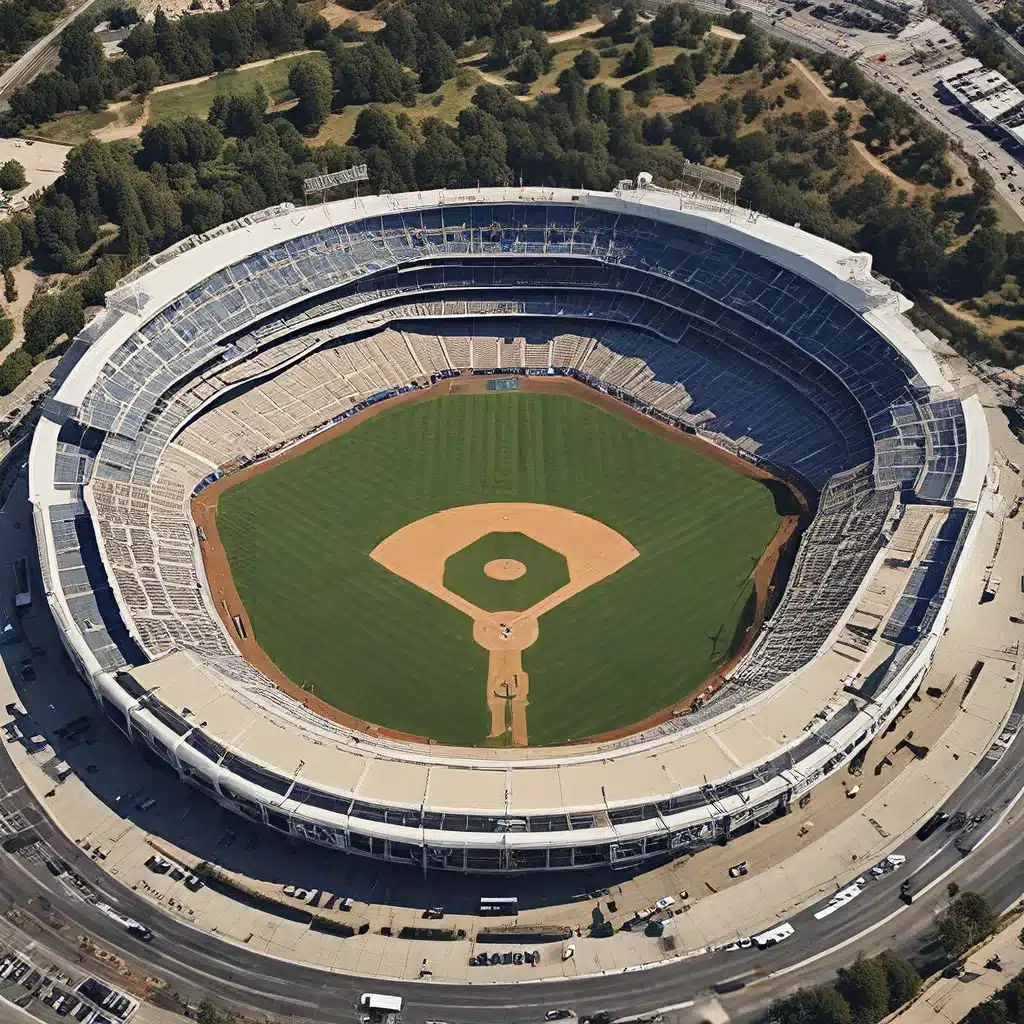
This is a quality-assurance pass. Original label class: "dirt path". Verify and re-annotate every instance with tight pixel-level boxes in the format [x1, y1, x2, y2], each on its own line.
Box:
[320, 3, 384, 30]
[547, 16, 603, 43]
[790, 58, 913, 185]
[458, 16, 603, 73]
[94, 98, 150, 142]
[94, 50, 317, 142]
[791, 57, 838, 107]
[193, 374, 809, 749]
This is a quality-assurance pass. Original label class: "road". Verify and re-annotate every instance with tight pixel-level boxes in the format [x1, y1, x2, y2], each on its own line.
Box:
[0, 680, 1021, 1024]
[0, 0, 104, 104]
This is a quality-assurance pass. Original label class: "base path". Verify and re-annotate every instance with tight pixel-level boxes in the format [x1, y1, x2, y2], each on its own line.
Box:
[370, 503, 639, 745]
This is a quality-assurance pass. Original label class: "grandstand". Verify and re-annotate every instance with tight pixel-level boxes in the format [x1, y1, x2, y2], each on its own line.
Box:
[28, 182, 990, 873]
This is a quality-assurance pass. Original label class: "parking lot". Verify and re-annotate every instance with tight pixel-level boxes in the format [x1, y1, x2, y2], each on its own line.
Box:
[0, 941, 139, 1024]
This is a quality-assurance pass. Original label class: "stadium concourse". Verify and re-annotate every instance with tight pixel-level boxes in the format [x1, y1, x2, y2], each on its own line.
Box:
[27, 181, 990, 877]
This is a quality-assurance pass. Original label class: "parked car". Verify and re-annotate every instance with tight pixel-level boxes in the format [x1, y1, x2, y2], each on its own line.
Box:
[917, 811, 949, 840]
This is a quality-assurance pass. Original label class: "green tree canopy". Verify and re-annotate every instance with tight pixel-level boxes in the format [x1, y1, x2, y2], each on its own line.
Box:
[0, 159, 26, 191]
[573, 48, 601, 79]
[768, 985, 853, 1024]
[288, 57, 333, 132]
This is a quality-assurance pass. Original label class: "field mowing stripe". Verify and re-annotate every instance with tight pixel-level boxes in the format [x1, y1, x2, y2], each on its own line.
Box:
[217, 393, 782, 746]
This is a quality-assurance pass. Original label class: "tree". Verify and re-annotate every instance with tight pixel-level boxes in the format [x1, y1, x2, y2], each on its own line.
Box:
[834, 106, 853, 132]
[107, 3, 140, 29]
[58, 19, 104, 82]
[196, 997, 237, 1024]
[951, 891, 997, 942]
[610, 0, 638, 39]
[964, 1001, 1010, 1024]
[0, 160, 26, 191]
[875, 951, 920, 1011]
[573, 48, 601, 79]
[140, 116, 223, 167]
[0, 349, 32, 395]
[3, 268, 16, 304]
[651, 4, 677, 45]
[515, 46, 543, 83]
[0, 221, 21, 270]
[134, 55, 161, 94]
[329, 41, 416, 107]
[0, 307, 12, 351]
[416, 34, 457, 94]
[152, 7, 186, 77]
[207, 86, 267, 139]
[768, 986, 853, 1024]
[836, 956, 891, 1024]
[691, 47, 711, 82]
[34, 192, 81, 271]
[943, 227, 1007, 299]
[733, 130, 774, 165]
[22, 288, 83, 358]
[857, 202, 944, 291]
[807, 108, 830, 132]
[729, 26, 770, 73]
[939, 913, 974, 960]
[288, 57, 332, 133]
[660, 52, 694, 96]
[616, 32, 652, 77]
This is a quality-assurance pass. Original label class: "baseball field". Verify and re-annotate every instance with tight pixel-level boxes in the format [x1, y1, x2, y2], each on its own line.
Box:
[212, 389, 786, 746]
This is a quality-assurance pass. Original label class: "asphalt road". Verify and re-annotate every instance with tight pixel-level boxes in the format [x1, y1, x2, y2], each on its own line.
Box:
[0, 0, 104, 103]
[0, 682, 1022, 1024]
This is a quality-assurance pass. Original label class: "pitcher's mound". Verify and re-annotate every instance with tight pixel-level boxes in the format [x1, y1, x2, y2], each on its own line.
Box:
[484, 559, 527, 580]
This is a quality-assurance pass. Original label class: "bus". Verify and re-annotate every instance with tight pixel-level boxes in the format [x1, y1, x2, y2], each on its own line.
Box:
[751, 922, 795, 948]
[359, 993, 403, 1022]
[479, 897, 518, 915]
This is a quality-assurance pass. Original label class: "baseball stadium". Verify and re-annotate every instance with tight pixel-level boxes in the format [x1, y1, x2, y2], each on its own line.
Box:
[27, 179, 990, 874]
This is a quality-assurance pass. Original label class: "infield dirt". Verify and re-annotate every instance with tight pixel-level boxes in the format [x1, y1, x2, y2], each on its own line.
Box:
[191, 375, 805, 747]
[370, 503, 639, 745]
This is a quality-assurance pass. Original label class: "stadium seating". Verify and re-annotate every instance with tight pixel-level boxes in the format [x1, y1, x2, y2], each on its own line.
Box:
[29, 191, 988, 873]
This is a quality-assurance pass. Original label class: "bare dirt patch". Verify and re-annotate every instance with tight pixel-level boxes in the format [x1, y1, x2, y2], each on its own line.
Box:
[485, 558, 526, 580]
[319, 2, 385, 30]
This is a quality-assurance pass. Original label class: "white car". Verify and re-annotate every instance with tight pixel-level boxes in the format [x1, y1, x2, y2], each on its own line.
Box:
[654, 896, 676, 911]
[562, 944, 575, 961]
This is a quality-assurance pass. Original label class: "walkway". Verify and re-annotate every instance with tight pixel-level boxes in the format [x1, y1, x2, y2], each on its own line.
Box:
[889, 900, 1024, 1024]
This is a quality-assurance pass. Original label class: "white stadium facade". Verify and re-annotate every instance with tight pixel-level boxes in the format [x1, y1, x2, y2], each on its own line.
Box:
[28, 181, 989, 874]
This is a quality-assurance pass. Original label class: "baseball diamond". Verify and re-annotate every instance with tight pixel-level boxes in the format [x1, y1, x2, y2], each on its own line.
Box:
[28, 183, 989, 873]
[210, 392, 783, 746]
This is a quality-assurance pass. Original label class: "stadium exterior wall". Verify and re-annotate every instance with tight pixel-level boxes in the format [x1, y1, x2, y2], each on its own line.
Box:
[25, 185, 991, 872]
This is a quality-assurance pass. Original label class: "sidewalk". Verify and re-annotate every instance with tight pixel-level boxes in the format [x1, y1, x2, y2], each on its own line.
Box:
[890, 901, 1024, 1024]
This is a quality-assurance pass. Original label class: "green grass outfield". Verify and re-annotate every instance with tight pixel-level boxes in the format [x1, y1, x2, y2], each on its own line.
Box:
[216, 392, 782, 745]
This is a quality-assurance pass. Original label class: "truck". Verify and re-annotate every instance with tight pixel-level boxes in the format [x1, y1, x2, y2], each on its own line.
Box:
[983, 577, 1002, 602]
